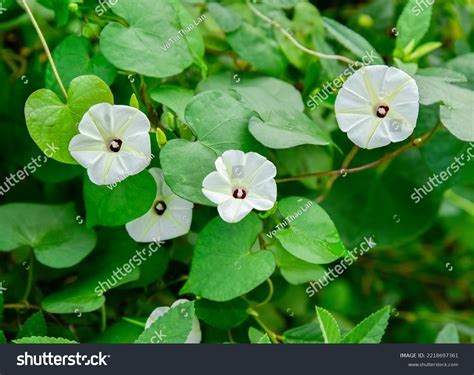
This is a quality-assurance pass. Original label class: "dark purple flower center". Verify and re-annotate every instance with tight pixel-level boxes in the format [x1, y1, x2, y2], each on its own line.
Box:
[233, 188, 247, 200]
[154, 200, 167, 216]
[376, 104, 390, 118]
[109, 139, 123, 152]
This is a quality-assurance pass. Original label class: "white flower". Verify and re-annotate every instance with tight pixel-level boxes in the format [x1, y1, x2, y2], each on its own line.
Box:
[145, 299, 201, 344]
[202, 150, 277, 223]
[335, 65, 419, 149]
[126, 168, 193, 242]
[69, 103, 152, 185]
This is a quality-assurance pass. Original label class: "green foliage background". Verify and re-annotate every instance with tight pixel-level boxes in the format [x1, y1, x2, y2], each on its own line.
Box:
[0, 0, 472, 344]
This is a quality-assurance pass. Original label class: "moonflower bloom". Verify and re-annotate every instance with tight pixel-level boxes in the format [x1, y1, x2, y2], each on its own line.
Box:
[335, 65, 419, 149]
[145, 299, 201, 344]
[202, 150, 277, 223]
[69, 103, 152, 185]
[126, 168, 193, 242]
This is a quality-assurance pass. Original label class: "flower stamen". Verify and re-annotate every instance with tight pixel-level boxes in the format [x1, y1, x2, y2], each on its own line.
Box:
[109, 139, 123, 152]
[232, 188, 247, 200]
[376, 104, 390, 118]
[154, 200, 167, 216]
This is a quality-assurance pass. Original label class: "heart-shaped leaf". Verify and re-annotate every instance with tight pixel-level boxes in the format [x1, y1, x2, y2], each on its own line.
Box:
[181, 213, 275, 301]
[0, 203, 97, 269]
[25, 75, 113, 164]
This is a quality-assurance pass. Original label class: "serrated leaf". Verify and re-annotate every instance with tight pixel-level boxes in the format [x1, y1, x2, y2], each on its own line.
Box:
[135, 301, 194, 344]
[17, 312, 47, 339]
[0, 203, 97, 269]
[341, 306, 391, 344]
[13, 336, 77, 344]
[25, 75, 114, 164]
[315, 306, 341, 343]
[181, 213, 275, 301]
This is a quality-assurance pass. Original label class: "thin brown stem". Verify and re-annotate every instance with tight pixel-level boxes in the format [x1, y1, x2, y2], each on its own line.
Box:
[19, 0, 68, 100]
[246, 0, 355, 65]
[276, 124, 440, 184]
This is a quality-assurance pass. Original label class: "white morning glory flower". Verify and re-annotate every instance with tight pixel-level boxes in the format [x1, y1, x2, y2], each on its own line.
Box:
[69, 103, 152, 185]
[202, 150, 277, 223]
[145, 299, 201, 344]
[335, 65, 419, 149]
[126, 168, 193, 242]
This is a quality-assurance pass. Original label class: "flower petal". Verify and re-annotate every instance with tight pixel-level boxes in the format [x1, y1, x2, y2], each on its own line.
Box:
[113, 105, 150, 138]
[247, 179, 277, 210]
[217, 198, 254, 223]
[242, 152, 277, 187]
[202, 171, 232, 205]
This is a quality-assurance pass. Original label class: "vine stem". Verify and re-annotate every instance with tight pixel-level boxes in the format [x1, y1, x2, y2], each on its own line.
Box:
[276, 124, 441, 184]
[21, 252, 34, 303]
[252, 315, 280, 344]
[19, 0, 68, 100]
[4, 303, 41, 310]
[246, 0, 355, 65]
[253, 278, 274, 309]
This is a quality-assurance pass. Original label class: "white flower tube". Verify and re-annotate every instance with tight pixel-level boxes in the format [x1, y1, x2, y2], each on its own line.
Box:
[335, 65, 419, 149]
[202, 150, 277, 223]
[126, 168, 193, 242]
[69, 103, 152, 185]
[145, 299, 201, 344]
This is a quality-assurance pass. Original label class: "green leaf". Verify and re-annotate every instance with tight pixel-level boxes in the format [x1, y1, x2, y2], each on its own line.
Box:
[445, 53, 474, 89]
[161, 91, 262, 204]
[135, 301, 195, 344]
[17, 312, 47, 339]
[42, 229, 143, 314]
[208, 3, 242, 33]
[283, 322, 323, 343]
[0, 293, 3, 321]
[94, 321, 143, 344]
[435, 323, 460, 344]
[415, 75, 474, 141]
[83, 170, 157, 227]
[150, 85, 194, 121]
[272, 243, 325, 285]
[197, 74, 304, 116]
[25, 75, 114, 164]
[323, 17, 383, 64]
[181, 213, 276, 301]
[315, 306, 341, 343]
[227, 22, 287, 76]
[46, 35, 116, 97]
[248, 327, 271, 344]
[100, 0, 204, 78]
[13, 336, 77, 344]
[0, 330, 6, 344]
[395, 0, 433, 51]
[0, 203, 97, 269]
[275, 197, 346, 264]
[195, 298, 248, 329]
[249, 110, 331, 149]
[261, 0, 299, 8]
[341, 306, 391, 344]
